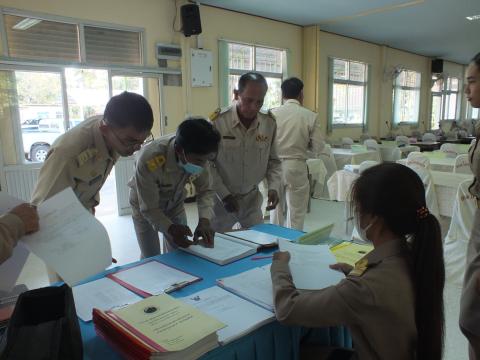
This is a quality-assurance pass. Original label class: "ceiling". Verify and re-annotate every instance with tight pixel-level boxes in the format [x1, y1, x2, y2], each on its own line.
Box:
[200, 0, 480, 64]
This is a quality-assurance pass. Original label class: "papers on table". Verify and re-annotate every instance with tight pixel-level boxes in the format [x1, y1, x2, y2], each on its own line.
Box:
[343, 164, 360, 174]
[225, 229, 292, 247]
[330, 242, 373, 266]
[22, 188, 112, 286]
[297, 223, 334, 245]
[93, 294, 225, 360]
[107, 260, 201, 296]
[217, 264, 273, 312]
[278, 240, 344, 290]
[181, 286, 274, 344]
[180, 233, 258, 265]
[72, 277, 142, 322]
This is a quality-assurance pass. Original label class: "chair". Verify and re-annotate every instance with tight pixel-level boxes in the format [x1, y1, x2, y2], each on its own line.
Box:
[453, 154, 471, 174]
[318, 144, 338, 199]
[401, 145, 421, 159]
[341, 137, 354, 149]
[440, 143, 459, 158]
[406, 151, 431, 169]
[395, 135, 410, 147]
[359, 134, 371, 143]
[358, 160, 379, 174]
[422, 133, 437, 142]
[405, 162, 440, 219]
[444, 180, 476, 285]
[391, 147, 402, 162]
[446, 131, 458, 141]
[363, 139, 382, 162]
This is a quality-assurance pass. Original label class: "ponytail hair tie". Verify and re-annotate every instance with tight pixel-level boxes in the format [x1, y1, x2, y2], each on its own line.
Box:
[417, 206, 429, 220]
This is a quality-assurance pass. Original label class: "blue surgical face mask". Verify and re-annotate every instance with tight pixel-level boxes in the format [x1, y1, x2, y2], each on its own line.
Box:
[179, 151, 204, 174]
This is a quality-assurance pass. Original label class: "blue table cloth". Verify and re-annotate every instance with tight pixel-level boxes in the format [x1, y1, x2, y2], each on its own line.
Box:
[80, 224, 352, 359]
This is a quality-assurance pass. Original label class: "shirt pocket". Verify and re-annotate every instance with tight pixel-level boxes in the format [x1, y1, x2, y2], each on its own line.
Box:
[255, 139, 270, 165]
[157, 182, 174, 208]
[73, 173, 103, 205]
[220, 137, 241, 163]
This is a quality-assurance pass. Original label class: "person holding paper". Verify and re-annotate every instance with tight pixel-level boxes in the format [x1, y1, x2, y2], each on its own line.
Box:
[31, 92, 154, 213]
[460, 52, 480, 360]
[0, 203, 39, 264]
[271, 163, 445, 360]
[269, 77, 324, 230]
[209, 72, 282, 232]
[129, 118, 220, 257]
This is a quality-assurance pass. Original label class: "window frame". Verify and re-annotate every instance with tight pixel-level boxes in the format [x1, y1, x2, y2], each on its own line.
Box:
[430, 75, 460, 129]
[328, 57, 370, 132]
[392, 69, 421, 127]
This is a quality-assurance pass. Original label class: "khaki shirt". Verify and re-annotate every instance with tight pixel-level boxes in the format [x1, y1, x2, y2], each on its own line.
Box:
[0, 213, 25, 264]
[31, 116, 118, 210]
[469, 136, 480, 198]
[271, 240, 416, 360]
[128, 135, 215, 233]
[271, 99, 324, 159]
[210, 104, 282, 199]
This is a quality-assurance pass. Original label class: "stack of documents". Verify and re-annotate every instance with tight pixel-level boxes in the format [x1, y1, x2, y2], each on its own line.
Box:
[93, 294, 225, 360]
[181, 286, 274, 344]
[330, 241, 373, 266]
[180, 233, 258, 265]
[296, 223, 334, 245]
[225, 230, 292, 248]
[217, 265, 274, 311]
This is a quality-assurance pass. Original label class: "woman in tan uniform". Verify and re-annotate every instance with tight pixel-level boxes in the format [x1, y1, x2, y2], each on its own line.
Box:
[460, 52, 480, 359]
[271, 163, 445, 359]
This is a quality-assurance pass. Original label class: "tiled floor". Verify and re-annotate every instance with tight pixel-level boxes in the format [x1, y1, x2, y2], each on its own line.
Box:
[15, 198, 468, 359]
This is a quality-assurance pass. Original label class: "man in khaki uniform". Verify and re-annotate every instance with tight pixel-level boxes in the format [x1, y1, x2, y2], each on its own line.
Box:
[209, 72, 282, 233]
[129, 118, 220, 257]
[31, 91, 154, 212]
[270, 77, 324, 230]
[0, 203, 39, 264]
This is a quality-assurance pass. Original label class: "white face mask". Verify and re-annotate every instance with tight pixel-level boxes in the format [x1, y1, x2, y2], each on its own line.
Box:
[354, 213, 376, 243]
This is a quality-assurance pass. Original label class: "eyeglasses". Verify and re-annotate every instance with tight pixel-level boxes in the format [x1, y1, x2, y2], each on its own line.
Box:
[110, 129, 154, 148]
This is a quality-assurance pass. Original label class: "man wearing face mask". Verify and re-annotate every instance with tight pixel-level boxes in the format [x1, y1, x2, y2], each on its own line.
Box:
[129, 118, 220, 257]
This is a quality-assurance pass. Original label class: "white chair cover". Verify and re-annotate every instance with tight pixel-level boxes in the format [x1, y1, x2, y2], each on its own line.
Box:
[341, 137, 354, 149]
[406, 151, 431, 169]
[422, 133, 437, 142]
[444, 180, 476, 285]
[318, 144, 338, 198]
[395, 135, 410, 146]
[363, 139, 382, 162]
[405, 164, 440, 220]
[358, 160, 379, 174]
[454, 154, 472, 174]
[440, 143, 459, 158]
[360, 134, 371, 143]
[401, 146, 421, 158]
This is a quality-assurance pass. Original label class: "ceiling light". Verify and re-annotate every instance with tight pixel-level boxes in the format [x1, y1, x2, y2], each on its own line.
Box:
[466, 15, 480, 21]
[12, 18, 42, 30]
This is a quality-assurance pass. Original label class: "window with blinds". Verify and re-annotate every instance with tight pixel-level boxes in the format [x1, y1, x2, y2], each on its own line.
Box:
[5, 14, 80, 61]
[3, 13, 142, 66]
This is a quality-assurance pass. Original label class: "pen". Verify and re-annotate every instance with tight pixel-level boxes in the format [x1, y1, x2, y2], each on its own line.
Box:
[251, 255, 273, 260]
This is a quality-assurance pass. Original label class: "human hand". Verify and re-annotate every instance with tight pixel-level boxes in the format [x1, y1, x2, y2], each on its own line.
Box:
[222, 194, 239, 213]
[329, 263, 353, 276]
[167, 224, 193, 248]
[10, 203, 39, 234]
[273, 251, 290, 262]
[194, 218, 215, 248]
[266, 190, 279, 211]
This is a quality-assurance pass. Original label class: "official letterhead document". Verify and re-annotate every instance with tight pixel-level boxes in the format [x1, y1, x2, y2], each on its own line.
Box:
[181, 286, 274, 344]
[225, 229, 292, 247]
[180, 233, 258, 265]
[109, 294, 225, 352]
[22, 188, 112, 286]
[107, 259, 201, 297]
[279, 239, 344, 290]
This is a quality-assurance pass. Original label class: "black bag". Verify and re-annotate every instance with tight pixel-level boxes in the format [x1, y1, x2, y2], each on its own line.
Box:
[0, 284, 83, 360]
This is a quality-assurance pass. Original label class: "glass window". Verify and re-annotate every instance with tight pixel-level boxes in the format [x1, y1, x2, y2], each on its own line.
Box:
[393, 70, 421, 125]
[330, 58, 369, 126]
[430, 75, 460, 128]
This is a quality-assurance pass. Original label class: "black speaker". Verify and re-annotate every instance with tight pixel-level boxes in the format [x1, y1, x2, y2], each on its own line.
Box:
[181, 4, 202, 37]
[432, 59, 443, 73]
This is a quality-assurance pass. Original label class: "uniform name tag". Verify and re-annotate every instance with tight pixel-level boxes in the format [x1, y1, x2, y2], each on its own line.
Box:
[223, 135, 236, 140]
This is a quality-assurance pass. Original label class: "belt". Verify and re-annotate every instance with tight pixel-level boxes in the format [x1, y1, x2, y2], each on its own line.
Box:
[233, 186, 258, 198]
[280, 157, 306, 161]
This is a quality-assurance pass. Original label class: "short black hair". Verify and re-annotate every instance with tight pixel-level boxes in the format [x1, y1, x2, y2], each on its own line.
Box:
[472, 52, 480, 69]
[281, 77, 303, 99]
[104, 91, 153, 132]
[175, 117, 220, 155]
[237, 72, 268, 93]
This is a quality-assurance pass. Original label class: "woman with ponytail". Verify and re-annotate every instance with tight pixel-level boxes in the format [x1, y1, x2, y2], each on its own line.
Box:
[460, 52, 480, 359]
[271, 163, 445, 359]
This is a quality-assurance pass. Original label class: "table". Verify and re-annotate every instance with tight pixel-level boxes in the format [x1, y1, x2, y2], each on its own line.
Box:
[327, 169, 472, 217]
[408, 141, 441, 152]
[79, 224, 352, 359]
[331, 149, 380, 169]
[397, 151, 456, 172]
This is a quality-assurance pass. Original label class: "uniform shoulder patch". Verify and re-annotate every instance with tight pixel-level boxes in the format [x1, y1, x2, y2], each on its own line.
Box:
[146, 155, 166, 172]
[349, 258, 369, 277]
[77, 148, 98, 167]
[209, 108, 221, 121]
[267, 109, 276, 121]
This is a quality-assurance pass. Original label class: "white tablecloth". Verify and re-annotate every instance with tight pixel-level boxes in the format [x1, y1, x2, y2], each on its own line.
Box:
[397, 156, 456, 172]
[332, 149, 380, 169]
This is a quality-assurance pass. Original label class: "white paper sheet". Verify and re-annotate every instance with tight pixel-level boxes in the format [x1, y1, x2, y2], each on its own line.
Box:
[0, 192, 30, 292]
[73, 277, 142, 322]
[21, 188, 112, 286]
[181, 286, 274, 344]
[218, 264, 273, 311]
[226, 230, 292, 246]
[109, 260, 200, 295]
[278, 240, 344, 290]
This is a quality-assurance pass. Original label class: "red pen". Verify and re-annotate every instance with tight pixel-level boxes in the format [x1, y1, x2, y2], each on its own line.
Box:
[251, 255, 273, 260]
